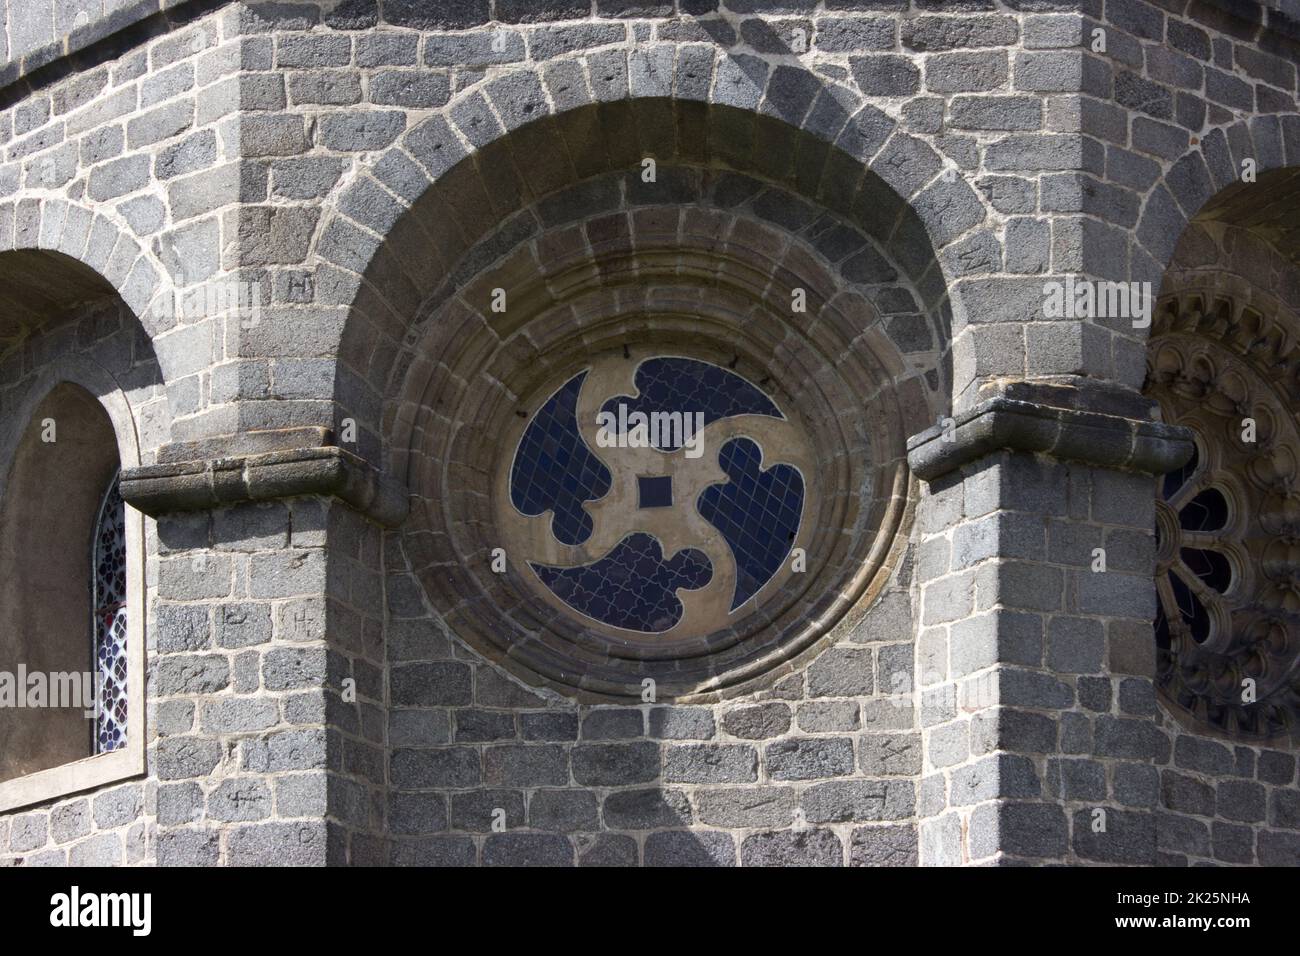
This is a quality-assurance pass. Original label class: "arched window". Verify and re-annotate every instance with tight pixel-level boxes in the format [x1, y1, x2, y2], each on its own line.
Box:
[92, 473, 128, 755]
[0, 376, 146, 812]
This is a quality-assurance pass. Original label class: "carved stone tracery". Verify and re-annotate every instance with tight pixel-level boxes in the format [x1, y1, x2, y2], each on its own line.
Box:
[1146, 294, 1300, 739]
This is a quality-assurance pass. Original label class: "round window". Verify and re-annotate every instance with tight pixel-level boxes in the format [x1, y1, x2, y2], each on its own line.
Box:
[497, 350, 816, 643]
[1148, 294, 1300, 738]
[392, 203, 920, 700]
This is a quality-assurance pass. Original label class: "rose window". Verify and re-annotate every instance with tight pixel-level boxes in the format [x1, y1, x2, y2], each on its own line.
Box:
[1147, 295, 1300, 738]
[500, 352, 812, 640]
[393, 203, 918, 700]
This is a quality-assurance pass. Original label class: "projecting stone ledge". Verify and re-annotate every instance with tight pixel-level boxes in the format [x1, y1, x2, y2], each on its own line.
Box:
[120, 445, 409, 528]
[907, 391, 1195, 483]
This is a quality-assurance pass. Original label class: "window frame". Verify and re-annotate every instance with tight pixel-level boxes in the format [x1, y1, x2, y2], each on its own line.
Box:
[0, 360, 146, 813]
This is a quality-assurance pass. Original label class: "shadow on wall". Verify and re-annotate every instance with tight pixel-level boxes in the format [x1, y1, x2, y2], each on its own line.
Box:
[324, 54, 967, 467]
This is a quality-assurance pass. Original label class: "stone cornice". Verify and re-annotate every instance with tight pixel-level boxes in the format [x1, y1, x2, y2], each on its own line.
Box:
[120, 445, 409, 527]
[0, 0, 216, 98]
[2, 0, 1296, 98]
[907, 395, 1195, 482]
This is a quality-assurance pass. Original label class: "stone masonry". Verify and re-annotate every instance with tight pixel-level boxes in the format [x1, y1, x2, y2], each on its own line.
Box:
[0, 0, 1298, 866]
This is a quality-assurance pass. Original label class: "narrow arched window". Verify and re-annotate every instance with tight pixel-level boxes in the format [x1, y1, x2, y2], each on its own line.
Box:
[92, 473, 128, 754]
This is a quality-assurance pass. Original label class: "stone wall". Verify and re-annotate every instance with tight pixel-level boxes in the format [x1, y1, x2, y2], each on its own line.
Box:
[0, 0, 1297, 866]
[0, 294, 163, 866]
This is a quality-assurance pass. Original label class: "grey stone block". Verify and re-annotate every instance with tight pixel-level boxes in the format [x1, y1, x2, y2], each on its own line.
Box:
[798, 700, 861, 733]
[802, 779, 914, 823]
[648, 706, 714, 740]
[721, 702, 791, 739]
[208, 778, 273, 822]
[156, 737, 224, 780]
[69, 833, 124, 867]
[850, 54, 920, 96]
[390, 748, 480, 789]
[50, 801, 91, 845]
[528, 789, 598, 832]
[970, 802, 1067, 860]
[454, 709, 517, 742]
[741, 828, 843, 867]
[695, 787, 797, 829]
[520, 712, 579, 741]
[602, 788, 691, 830]
[450, 790, 525, 832]
[484, 744, 569, 787]
[480, 832, 572, 868]
[87, 154, 149, 200]
[807, 646, 875, 697]
[1073, 808, 1155, 864]
[849, 824, 918, 866]
[227, 822, 329, 866]
[926, 51, 1008, 93]
[577, 833, 637, 866]
[767, 738, 856, 780]
[643, 830, 735, 867]
[663, 744, 757, 784]
[126, 100, 193, 149]
[580, 708, 644, 740]
[389, 836, 477, 866]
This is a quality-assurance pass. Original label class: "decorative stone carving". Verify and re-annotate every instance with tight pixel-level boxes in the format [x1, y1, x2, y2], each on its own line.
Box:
[1147, 293, 1300, 739]
[393, 205, 922, 700]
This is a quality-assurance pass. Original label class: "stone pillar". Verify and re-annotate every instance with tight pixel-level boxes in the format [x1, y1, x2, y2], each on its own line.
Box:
[907, 382, 1192, 865]
[123, 442, 403, 865]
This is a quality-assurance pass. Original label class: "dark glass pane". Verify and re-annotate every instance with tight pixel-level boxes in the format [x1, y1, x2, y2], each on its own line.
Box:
[509, 371, 612, 546]
[92, 476, 128, 755]
[1154, 599, 1171, 654]
[697, 437, 805, 611]
[598, 356, 781, 450]
[1181, 546, 1232, 594]
[637, 475, 673, 509]
[1161, 441, 1199, 500]
[533, 533, 711, 633]
[1179, 487, 1229, 532]
[1170, 571, 1212, 644]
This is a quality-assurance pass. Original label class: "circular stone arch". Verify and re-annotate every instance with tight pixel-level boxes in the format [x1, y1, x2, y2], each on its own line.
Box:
[0, 197, 194, 440]
[323, 48, 984, 462]
[1133, 115, 1300, 323]
[0, 198, 171, 341]
[1143, 144, 1300, 739]
[390, 182, 935, 699]
[318, 50, 986, 700]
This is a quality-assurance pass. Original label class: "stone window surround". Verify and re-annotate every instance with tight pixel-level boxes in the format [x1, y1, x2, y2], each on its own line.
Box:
[0, 355, 146, 814]
[391, 198, 927, 701]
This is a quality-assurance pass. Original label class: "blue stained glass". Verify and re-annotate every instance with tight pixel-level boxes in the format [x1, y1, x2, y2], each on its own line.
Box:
[92, 475, 128, 755]
[598, 357, 782, 450]
[698, 438, 804, 611]
[532, 533, 712, 633]
[638, 475, 673, 508]
[509, 371, 613, 546]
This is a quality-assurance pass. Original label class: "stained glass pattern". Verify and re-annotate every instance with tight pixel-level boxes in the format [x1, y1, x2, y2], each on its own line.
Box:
[697, 438, 805, 610]
[598, 356, 782, 450]
[93, 475, 128, 755]
[532, 533, 712, 633]
[509, 371, 613, 546]
[511, 355, 805, 634]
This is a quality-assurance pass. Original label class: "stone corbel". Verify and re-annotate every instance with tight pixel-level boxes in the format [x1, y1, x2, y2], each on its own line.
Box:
[120, 444, 409, 528]
[908, 381, 1195, 482]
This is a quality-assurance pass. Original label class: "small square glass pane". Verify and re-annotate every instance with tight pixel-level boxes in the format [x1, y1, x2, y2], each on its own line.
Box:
[638, 475, 673, 508]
